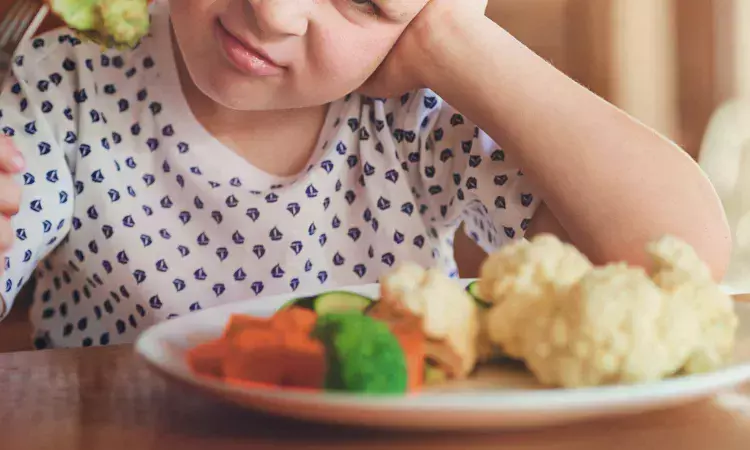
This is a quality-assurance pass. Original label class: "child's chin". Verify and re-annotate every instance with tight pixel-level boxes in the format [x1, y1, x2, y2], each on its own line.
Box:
[208, 83, 341, 111]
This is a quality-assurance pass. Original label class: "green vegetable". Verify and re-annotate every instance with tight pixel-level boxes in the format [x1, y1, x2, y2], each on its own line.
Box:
[466, 281, 492, 309]
[314, 292, 373, 315]
[280, 292, 374, 315]
[50, 0, 150, 49]
[49, 0, 98, 30]
[279, 295, 316, 312]
[311, 313, 408, 394]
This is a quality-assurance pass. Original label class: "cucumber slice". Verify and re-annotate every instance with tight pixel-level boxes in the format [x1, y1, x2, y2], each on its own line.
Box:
[279, 291, 374, 315]
[314, 291, 373, 315]
[279, 296, 316, 311]
[466, 281, 492, 309]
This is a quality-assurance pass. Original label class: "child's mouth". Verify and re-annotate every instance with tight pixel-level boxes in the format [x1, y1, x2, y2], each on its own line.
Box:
[215, 20, 286, 77]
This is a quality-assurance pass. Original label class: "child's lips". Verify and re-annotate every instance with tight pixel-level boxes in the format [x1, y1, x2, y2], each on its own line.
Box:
[215, 21, 286, 77]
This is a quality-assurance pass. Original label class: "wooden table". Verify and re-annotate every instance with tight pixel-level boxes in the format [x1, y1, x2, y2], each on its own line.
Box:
[0, 346, 748, 450]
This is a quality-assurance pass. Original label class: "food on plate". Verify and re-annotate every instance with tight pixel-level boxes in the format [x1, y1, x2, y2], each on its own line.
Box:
[279, 291, 375, 315]
[475, 309, 502, 364]
[189, 308, 326, 389]
[188, 306, 424, 394]
[519, 264, 696, 387]
[480, 234, 593, 360]
[481, 234, 739, 388]
[312, 313, 410, 394]
[48, 0, 151, 48]
[187, 233, 739, 394]
[380, 262, 480, 379]
[186, 337, 229, 379]
[465, 281, 492, 309]
[647, 236, 738, 374]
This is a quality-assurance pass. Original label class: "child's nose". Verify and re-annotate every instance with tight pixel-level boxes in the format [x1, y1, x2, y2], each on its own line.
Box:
[247, 0, 311, 38]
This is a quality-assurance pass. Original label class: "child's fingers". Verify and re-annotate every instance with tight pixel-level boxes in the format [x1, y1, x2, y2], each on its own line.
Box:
[0, 176, 21, 216]
[0, 215, 12, 255]
[0, 137, 24, 173]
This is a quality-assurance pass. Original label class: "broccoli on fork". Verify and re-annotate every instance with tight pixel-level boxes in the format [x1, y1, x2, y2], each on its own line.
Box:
[311, 313, 408, 394]
[49, 0, 150, 49]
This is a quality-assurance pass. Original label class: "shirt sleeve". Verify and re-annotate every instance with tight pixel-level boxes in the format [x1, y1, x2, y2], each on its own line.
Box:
[0, 34, 78, 318]
[390, 89, 541, 253]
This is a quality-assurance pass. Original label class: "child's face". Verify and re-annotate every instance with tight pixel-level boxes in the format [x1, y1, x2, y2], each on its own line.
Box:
[169, 0, 428, 110]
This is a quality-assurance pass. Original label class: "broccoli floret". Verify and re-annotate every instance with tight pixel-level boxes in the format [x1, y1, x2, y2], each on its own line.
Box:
[311, 313, 408, 394]
[50, 0, 150, 49]
[49, 0, 99, 30]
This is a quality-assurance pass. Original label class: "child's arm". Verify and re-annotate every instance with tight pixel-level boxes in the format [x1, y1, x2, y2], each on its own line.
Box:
[410, 12, 730, 279]
[0, 47, 76, 319]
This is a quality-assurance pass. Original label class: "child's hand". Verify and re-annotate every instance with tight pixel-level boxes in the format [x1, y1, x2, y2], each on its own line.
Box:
[0, 137, 23, 275]
[359, 0, 488, 98]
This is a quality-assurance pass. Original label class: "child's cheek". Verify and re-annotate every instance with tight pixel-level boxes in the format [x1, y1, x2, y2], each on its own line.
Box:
[312, 29, 396, 83]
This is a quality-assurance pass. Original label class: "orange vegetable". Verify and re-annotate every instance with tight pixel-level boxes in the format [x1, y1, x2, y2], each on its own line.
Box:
[188, 309, 325, 390]
[389, 321, 426, 392]
[187, 338, 230, 378]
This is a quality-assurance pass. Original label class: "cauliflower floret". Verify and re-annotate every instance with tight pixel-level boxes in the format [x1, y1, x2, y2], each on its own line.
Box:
[520, 264, 701, 387]
[647, 235, 713, 283]
[477, 234, 738, 388]
[478, 234, 594, 305]
[380, 263, 479, 378]
[668, 281, 737, 373]
[647, 236, 739, 373]
[475, 310, 499, 362]
[484, 292, 539, 360]
[480, 234, 593, 358]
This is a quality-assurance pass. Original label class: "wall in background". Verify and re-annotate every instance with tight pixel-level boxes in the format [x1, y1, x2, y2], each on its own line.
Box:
[729, 0, 750, 98]
[610, 0, 679, 140]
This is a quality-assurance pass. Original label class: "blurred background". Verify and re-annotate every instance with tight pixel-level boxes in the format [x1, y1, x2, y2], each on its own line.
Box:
[485, 0, 750, 159]
[1, 0, 749, 350]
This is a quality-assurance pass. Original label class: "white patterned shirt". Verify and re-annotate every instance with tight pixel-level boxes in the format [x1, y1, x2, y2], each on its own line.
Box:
[0, 1, 539, 348]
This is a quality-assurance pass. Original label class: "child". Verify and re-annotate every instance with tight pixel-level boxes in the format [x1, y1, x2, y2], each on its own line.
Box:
[0, 0, 730, 349]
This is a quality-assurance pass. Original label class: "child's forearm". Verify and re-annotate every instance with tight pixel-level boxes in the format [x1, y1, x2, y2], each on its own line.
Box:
[420, 16, 730, 278]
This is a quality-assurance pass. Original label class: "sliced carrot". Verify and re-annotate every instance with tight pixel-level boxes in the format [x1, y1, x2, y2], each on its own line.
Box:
[280, 348, 325, 388]
[202, 309, 327, 388]
[222, 328, 285, 383]
[224, 314, 272, 339]
[389, 321, 425, 392]
[223, 344, 288, 385]
[270, 308, 318, 332]
[187, 338, 230, 378]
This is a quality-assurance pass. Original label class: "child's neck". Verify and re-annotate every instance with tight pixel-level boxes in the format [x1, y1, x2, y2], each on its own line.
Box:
[174, 42, 327, 178]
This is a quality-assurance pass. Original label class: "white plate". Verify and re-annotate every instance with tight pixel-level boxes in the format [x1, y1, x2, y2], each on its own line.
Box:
[134, 282, 750, 431]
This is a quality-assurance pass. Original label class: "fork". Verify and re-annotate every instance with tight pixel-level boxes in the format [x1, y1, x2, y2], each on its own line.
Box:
[0, 0, 48, 83]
